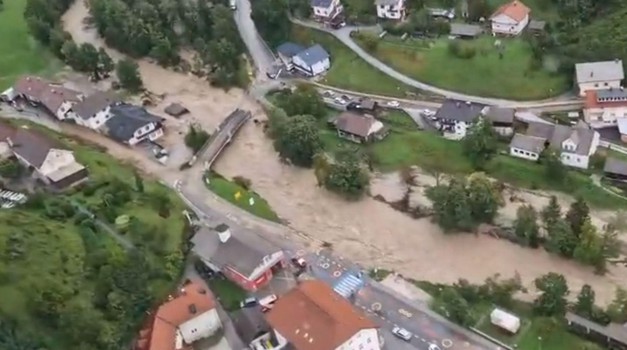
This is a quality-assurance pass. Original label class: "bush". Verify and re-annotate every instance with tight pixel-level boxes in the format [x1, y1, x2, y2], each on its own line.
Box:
[233, 176, 252, 190]
[448, 41, 476, 59]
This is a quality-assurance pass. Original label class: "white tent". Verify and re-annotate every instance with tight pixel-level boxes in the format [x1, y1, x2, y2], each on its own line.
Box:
[490, 308, 521, 334]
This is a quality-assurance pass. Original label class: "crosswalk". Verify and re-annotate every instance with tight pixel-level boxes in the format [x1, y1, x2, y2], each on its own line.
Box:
[333, 273, 364, 298]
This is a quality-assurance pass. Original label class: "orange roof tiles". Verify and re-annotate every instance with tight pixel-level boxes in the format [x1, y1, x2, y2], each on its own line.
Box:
[585, 90, 627, 109]
[265, 280, 378, 350]
[147, 280, 216, 350]
[491, 0, 530, 22]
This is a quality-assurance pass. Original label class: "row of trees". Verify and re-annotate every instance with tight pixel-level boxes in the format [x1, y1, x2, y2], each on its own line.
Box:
[267, 86, 370, 198]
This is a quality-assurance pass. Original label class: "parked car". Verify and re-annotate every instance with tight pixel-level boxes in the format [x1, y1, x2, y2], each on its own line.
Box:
[392, 326, 413, 341]
[334, 97, 347, 105]
[240, 297, 258, 308]
[259, 294, 278, 312]
[386, 100, 400, 108]
[422, 108, 435, 116]
[428, 344, 441, 350]
[291, 257, 307, 269]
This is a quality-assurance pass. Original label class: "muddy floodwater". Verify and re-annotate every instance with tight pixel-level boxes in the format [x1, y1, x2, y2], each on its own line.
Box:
[61, 0, 627, 305]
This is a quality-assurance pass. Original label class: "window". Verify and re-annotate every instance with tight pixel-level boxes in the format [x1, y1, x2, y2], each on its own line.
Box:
[594, 83, 599, 88]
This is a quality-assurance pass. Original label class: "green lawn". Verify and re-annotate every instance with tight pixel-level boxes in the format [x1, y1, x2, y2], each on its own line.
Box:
[207, 278, 248, 311]
[0, 0, 62, 89]
[289, 25, 432, 99]
[354, 35, 568, 100]
[204, 172, 280, 222]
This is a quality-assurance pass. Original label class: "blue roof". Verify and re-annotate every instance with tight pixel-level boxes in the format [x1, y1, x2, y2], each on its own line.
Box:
[310, 0, 333, 7]
[276, 42, 305, 58]
[295, 44, 330, 67]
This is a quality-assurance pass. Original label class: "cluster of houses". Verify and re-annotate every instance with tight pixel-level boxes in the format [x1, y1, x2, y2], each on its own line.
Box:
[1, 76, 165, 146]
[135, 223, 382, 350]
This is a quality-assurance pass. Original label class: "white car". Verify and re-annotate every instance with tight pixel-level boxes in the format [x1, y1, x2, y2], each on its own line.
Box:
[392, 326, 412, 341]
[259, 294, 278, 312]
[422, 108, 435, 116]
[334, 97, 347, 105]
[428, 344, 441, 350]
[386, 100, 400, 108]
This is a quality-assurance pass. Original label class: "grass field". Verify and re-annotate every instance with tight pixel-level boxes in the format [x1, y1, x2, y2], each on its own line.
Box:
[0, 0, 62, 89]
[354, 35, 568, 100]
[204, 172, 280, 222]
[207, 278, 247, 311]
[289, 25, 430, 99]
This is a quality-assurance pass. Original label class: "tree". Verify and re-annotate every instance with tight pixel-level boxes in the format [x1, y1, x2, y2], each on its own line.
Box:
[116, 58, 143, 92]
[573, 218, 604, 271]
[0, 160, 22, 179]
[360, 32, 378, 51]
[574, 284, 595, 318]
[324, 147, 369, 199]
[184, 125, 210, 153]
[482, 273, 523, 308]
[98, 47, 114, 77]
[533, 272, 569, 317]
[542, 149, 566, 182]
[541, 196, 562, 229]
[466, 0, 491, 21]
[606, 287, 627, 323]
[545, 218, 578, 257]
[436, 287, 474, 326]
[566, 196, 590, 237]
[514, 205, 540, 247]
[77, 43, 101, 77]
[462, 117, 498, 170]
[276, 85, 326, 119]
[273, 115, 322, 167]
[427, 179, 474, 232]
[466, 173, 500, 224]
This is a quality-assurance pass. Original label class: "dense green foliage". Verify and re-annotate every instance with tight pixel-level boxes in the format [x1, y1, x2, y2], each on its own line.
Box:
[184, 125, 211, 153]
[115, 59, 143, 92]
[270, 113, 323, 167]
[275, 85, 327, 119]
[323, 146, 369, 199]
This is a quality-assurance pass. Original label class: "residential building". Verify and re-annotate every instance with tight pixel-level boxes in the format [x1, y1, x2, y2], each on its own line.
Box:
[5, 76, 84, 120]
[276, 42, 306, 71]
[449, 23, 483, 39]
[527, 19, 546, 34]
[565, 312, 627, 350]
[190, 224, 286, 292]
[292, 44, 331, 77]
[135, 279, 221, 350]
[575, 60, 624, 96]
[618, 118, 627, 143]
[603, 157, 627, 183]
[0, 122, 88, 190]
[11, 76, 50, 102]
[509, 133, 545, 161]
[484, 106, 515, 136]
[258, 280, 381, 350]
[332, 112, 387, 143]
[583, 88, 627, 124]
[375, 0, 405, 20]
[310, 0, 344, 23]
[104, 104, 165, 145]
[72, 91, 122, 129]
[434, 99, 488, 140]
[509, 122, 600, 169]
[490, 0, 530, 36]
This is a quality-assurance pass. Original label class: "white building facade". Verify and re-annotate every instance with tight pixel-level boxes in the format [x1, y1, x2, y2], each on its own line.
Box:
[490, 0, 530, 36]
[178, 309, 222, 344]
[375, 0, 405, 20]
[560, 133, 600, 169]
[576, 60, 624, 97]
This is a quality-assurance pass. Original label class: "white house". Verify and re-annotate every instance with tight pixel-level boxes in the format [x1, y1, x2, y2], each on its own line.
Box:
[260, 280, 381, 350]
[576, 60, 625, 97]
[276, 42, 305, 71]
[310, 0, 344, 22]
[433, 99, 489, 140]
[292, 44, 331, 77]
[1, 124, 88, 190]
[71, 91, 122, 130]
[583, 88, 627, 125]
[136, 279, 221, 350]
[490, 0, 530, 36]
[103, 104, 164, 145]
[375, 0, 405, 20]
[509, 122, 600, 169]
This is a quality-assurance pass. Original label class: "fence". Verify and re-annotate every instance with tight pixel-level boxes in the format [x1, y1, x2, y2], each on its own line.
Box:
[599, 140, 627, 155]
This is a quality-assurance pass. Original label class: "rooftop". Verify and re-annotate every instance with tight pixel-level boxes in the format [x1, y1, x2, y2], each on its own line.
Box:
[576, 60, 625, 84]
[40, 85, 82, 113]
[73, 91, 121, 120]
[104, 104, 163, 143]
[509, 133, 546, 154]
[276, 42, 306, 58]
[528, 19, 546, 31]
[490, 0, 530, 22]
[295, 44, 330, 67]
[434, 99, 487, 123]
[13, 76, 50, 99]
[450, 23, 483, 37]
[335, 112, 382, 137]
[584, 89, 627, 109]
[604, 157, 627, 176]
[265, 280, 377, 350]
[310, 0, 333, 8]
[566, 312, 627, 345]
[485, 106, 515, 124]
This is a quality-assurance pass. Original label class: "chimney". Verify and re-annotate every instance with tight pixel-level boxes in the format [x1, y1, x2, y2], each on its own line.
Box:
[216, 224, 231, 243]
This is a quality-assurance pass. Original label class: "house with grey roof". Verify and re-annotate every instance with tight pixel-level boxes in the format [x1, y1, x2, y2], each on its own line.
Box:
[71, 91, 122, 130]
[509, 122, 600, 169]
[190, 224, 285, 292]
[375, 0, 405, 20]
[311, 0, 344, 23]
[565, 312, 627, 349]
[603, 157, 627, 182]
[103, 104, 164, 145]
[484, 106, 515, 136]
[575, 60, 624, 97]
[449, 23, 483, 39]
[292, 44, 331, 77]
[276, 42, 305, 71]
[433, 99, 489, 140]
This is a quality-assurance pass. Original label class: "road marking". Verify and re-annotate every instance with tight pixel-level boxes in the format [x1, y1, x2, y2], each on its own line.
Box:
[333, 270, 342, 278]
[398, 308, 413, 318]
[442, 339, 453, 348]
[296, 249, 305, 257]
[320, 262, 330, 269]
[371, 302, 382, 311]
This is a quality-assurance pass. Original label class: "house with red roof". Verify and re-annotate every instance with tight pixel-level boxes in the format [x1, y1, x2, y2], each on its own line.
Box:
[136, 279, 222, 350]
[583, 88, 627, 125]
[490, 0, 531, 36]
[252, 280, 381, 350]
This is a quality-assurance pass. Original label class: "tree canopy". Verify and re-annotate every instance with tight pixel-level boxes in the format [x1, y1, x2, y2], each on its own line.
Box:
[462, 118, 498, 170]
[273, 115, 323, 167]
